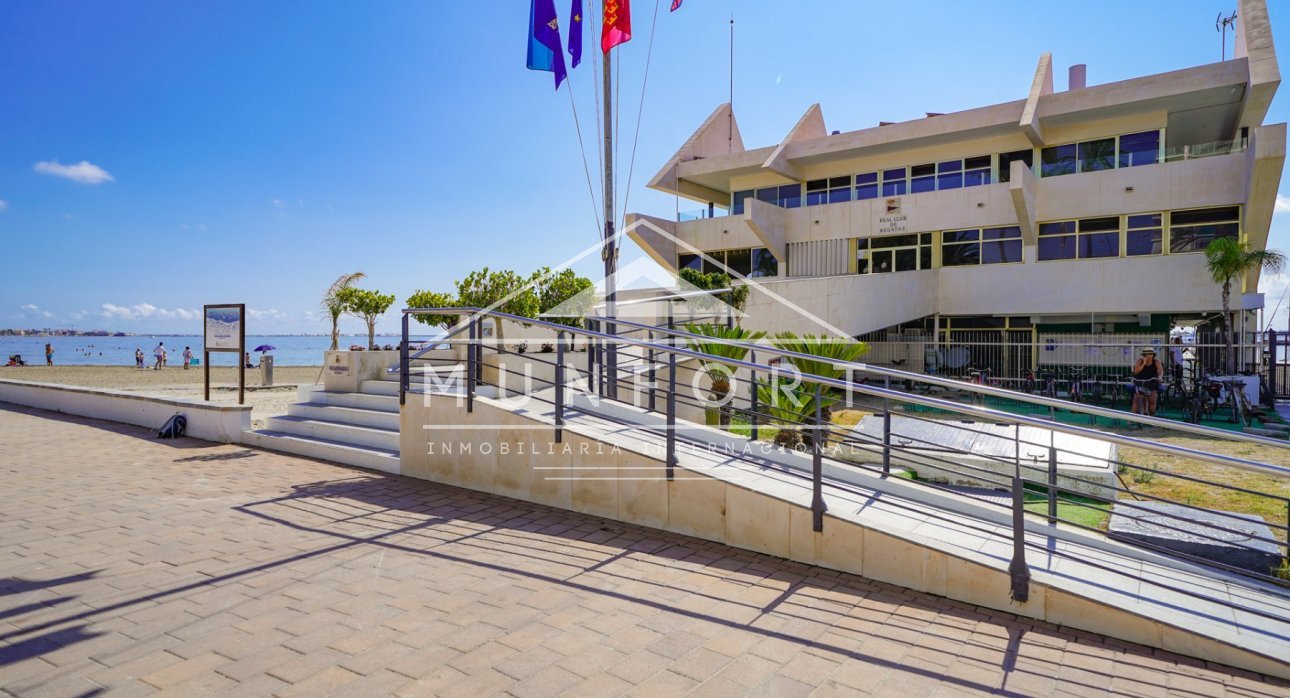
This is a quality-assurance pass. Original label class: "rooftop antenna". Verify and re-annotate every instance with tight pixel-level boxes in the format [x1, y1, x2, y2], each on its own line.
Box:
[1217, 10, 1238, 61]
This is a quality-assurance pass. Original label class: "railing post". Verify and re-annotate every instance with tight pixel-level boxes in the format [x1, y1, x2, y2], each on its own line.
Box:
[812, 382, 827, 532]
[1010, 423, 1031, 602]
[1047, 443, 1058, 523]
[647, 331, 657, 413]
[882, 375, 892, 475]
[400, 312, 409, 407]
[555, 331, 565, 443]
[749, 350, 758, 442]
[666, 351, 677, 481]
[586, 319, 596, 395]
[466, 318, 476, 413]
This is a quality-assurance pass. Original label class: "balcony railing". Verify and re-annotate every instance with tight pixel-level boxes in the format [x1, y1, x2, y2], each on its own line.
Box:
[677, 208, 728, 222]
[1163, 138, 1248, 162]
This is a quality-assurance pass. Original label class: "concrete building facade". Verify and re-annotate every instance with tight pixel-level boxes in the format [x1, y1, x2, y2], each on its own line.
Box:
[627, 0, 1283, 372]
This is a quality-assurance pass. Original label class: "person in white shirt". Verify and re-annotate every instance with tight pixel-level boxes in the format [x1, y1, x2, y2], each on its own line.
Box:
[153, 342, 166, 370]
[1169, 336, 1185, 386]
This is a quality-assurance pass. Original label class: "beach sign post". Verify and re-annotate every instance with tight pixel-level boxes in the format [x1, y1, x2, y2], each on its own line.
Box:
[203, 304, 246, 405]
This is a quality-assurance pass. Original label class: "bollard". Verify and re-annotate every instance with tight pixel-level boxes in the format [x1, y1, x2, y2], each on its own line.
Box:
[812, 383, 827, 532]
[555, 332, 565, 443]
[666, 352, 677, 480]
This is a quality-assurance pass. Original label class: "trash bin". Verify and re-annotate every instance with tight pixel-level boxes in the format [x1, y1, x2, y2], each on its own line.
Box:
[260, 355, 274, 386]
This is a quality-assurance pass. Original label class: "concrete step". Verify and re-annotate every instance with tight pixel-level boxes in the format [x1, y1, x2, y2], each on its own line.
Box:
[241, 429, 399, 474]
[287, 402, 399, 431]
[264, 415, 399, 451]
[310, 390, 400, 413]
[360, 380, 401, 397]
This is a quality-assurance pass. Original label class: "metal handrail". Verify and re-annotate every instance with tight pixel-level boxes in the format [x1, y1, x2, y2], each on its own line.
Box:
[404, 307, 1290, 479]
[591, 314, 1290, 453]
[403, 306, 1290, 604]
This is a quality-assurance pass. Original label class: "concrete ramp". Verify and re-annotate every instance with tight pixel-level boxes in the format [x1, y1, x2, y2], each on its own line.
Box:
[399, 389, 1290, 680]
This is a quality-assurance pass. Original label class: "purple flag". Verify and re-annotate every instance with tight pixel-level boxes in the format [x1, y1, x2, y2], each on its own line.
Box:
[569, 0, 583, 68]
[527, 0, 567, 90]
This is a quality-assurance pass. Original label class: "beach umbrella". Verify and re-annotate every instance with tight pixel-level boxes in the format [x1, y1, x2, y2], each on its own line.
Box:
[253, 344, 276, 353]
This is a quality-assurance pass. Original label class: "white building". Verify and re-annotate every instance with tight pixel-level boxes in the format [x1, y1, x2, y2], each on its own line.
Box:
[627, 0, 1283, 378]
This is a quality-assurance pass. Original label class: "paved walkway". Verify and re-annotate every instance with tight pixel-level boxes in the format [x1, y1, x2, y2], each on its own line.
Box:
[0, 404, 1286, 697]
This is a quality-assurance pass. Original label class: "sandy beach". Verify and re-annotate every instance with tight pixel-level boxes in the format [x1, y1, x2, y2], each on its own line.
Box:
[0, 364, 323, 429]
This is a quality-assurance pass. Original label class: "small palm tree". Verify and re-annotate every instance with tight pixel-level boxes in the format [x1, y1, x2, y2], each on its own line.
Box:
[322, 272, 366, 351]
[684, 324, 766, 428]
[1204, 239, 1285, 374]
[757, 333, 868, 448]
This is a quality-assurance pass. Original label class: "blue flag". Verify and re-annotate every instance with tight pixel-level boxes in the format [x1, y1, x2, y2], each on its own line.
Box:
[527, 0, 567, 90]
[569, 0, 583, 68]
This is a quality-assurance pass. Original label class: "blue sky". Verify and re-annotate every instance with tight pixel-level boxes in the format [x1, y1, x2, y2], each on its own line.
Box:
[2, 1, 1288, 335]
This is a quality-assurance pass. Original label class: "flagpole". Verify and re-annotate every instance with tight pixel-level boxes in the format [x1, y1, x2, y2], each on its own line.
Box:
[602, 34, 619, 399]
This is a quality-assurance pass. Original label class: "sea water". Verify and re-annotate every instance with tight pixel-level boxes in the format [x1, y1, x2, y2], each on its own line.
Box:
[0, 334, 439, 367]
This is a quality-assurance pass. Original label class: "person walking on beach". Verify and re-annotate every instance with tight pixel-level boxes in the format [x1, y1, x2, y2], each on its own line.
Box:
[153, 342, 166, 370]
[135, 348, 145, 369]
[45, 343, 53, 367]
[182, 346, 193, 370]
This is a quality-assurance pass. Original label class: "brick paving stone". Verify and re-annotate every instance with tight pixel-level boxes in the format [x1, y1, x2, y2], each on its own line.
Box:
[1, 404, 1288, 698]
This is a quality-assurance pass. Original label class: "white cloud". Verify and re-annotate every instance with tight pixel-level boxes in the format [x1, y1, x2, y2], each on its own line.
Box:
[248, 308, 287, 321]
[34, 160, 114, 184]
[20, 304, 54, 319]
[1276, 194, 1290, 214]
[271, 199, 285, 208]
[0, 199, 7, 211]
[100, 303, 198, 322]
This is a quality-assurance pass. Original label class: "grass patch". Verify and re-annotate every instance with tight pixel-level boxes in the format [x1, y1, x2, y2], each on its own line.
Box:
[1022, 490, 1112, 530]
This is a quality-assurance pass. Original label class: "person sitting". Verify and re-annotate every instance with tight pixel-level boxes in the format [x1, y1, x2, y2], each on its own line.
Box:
[244, 352, 256, 369]
[6, 354, 26, 367]
[1131, 347, 1163, 417]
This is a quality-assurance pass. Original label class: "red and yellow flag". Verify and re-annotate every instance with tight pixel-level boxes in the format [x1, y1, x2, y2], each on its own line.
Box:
[601, 0, 631, 53]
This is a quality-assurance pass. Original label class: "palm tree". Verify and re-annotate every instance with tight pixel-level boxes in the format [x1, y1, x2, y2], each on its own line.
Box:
[1204, 238, 1285, 374]
[757, 333, 868, 448]
[684, 324, 766, 428]
[322, 272, 366, 351]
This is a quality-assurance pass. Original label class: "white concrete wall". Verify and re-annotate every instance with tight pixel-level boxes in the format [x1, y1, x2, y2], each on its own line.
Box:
[742, 270, 939, 337]
[0, 379, 251, 443]
[323, 350, 401, 393]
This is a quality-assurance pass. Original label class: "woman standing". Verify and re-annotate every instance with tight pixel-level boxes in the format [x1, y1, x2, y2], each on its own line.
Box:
[45, 343, 54, 367]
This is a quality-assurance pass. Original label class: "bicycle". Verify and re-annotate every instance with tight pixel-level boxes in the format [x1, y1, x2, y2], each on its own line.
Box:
[1128, 377, 1160, 424]
[1218, 378, 1251, 427]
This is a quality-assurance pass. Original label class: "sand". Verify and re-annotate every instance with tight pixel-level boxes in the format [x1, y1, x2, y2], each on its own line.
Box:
[0, 364, 323, 429]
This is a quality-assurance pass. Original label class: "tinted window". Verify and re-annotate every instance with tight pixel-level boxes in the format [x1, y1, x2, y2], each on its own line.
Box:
[983, 240, 1022, 264]
[1038, 235, 1077, 260]
[1078, 138, 1116, 172]
[725, 248, 752, 276]
[1040, 144, 1077, 176]
[751, 248, 779, 277]
[1119, 131, 1159, 168]
[998, 149, 1033, 183]
[731, 190, 752, 215]
[678, 254, 701, 271]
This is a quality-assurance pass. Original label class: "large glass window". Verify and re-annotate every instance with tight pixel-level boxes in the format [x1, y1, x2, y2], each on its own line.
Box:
[731, 190, 752, 215]
[855, 172, 879, 200]
[998, 149, 1033, 183]
[964, 155, 992, 187]
[1040, 144, 1077, 177]
[752, 184, 801, 209]
[910, 163, 936, 194]
[942, 227, 1021, 266]
[1079, 216, 1120, 258]
[678, 253, 701, 271]
[1078, 138, 1116, 172]
[751, 248, 778, 277]
[1126, 213, 1163, 256]
[882, 168, 907, 196]
[1038, 221, 1077, 260]
[1170, 206, 1240, 253]
[936, 160, 963, 190]
[724, 248, 752, 276]
[859, 233, 932, 274]
[1118, 131, 1159, 168]
[806, 177, 852, 206]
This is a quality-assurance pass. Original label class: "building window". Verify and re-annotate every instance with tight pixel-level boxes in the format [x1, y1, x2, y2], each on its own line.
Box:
[964, 155, 992, 187]
[1040, 144, 1077, 177]
[731, 190, 751, 215]
[937, 160, 963, 190]
[748, 184, 801, 210]
[1078, 138, 1116, 172]
[855, 172, 879, 200]
[1118, 131, 1159, 168]
[1169, 206, 1240, 253]
[806, 176, 852, 206]
[1126, 213, 1163, 256]
[681, 247, 777, 278]
[1079, 216, 1120, 258]
[858, 233, 932, 274]
[751, 248, 778, 277]
[998, 149, 1033, 182]
[911, 163, 936, 194]
[942, 227, 1021, 266]
[1038, 221, 1077, 260]
[882, 167, 907, 196]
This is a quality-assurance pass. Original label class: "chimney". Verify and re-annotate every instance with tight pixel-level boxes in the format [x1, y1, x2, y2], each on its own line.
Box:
[1069, 64, 1087, 91]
